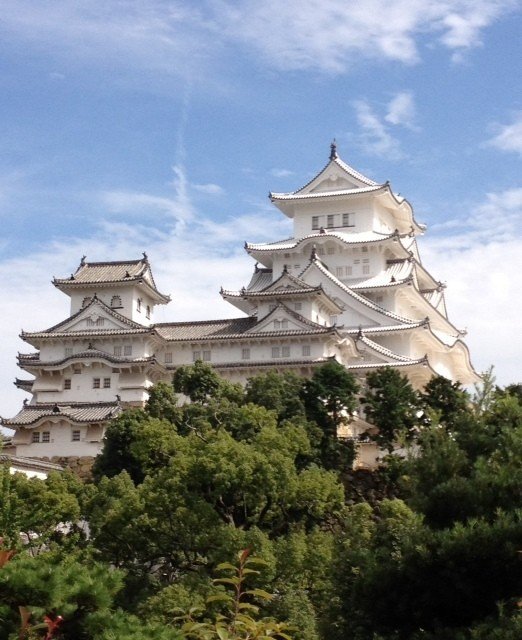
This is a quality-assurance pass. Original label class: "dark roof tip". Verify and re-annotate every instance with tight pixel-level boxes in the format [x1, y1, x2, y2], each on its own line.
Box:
[329, 139, 338, 161]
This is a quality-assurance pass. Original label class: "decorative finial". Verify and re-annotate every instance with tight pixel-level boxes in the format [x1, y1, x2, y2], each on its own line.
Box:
[319, 226, 325, 234]
[52, 403, 60, 413]
[88, 342, 94, 350]
[116, 394, 121, 402]
[283, 264, 288, 273]
[80, 255, 86, 266]
[142, 251, 148, 260]
[310, 245, 317, 260]
[125, 271, 131, 278]
[254, 262, 259, 272]
[329, 139, 338, 160]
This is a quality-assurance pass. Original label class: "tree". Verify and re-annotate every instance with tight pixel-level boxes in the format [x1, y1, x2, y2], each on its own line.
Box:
[420, 375, 469, 426]
[301, 361, 359, 472]
[362, 367, 421, 452]
[245, 371, 306, 423]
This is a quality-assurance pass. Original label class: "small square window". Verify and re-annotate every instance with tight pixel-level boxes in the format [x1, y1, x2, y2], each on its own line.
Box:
[72, 430, 81, 442]
[123, 345, 132, 356]
[164, 352, 173, 364]
[64, 378, 71, 390]
[272, 347, 280, 358]
[302, 345, 311, 357]
[32, 432, 40, 443]
[242, 348, 250, 360]
[93, 378, 100, 389]
[114, 346, 122, 357]
[103, 377, 111, 389]
[281, 346, 290, 358]
[42, 431, 50, 443]
[202, 350, 211, 362]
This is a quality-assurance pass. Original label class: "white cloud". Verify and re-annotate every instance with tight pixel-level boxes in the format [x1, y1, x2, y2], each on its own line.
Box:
[422, 187, 522, 384]
[270, 169, 295, 178]
[486, 112, 522, 154]
[192, 183, 225, 195]
[0, 1, 517, 77]
[385, 91, 418, 129]
[353, 99, 404, 159]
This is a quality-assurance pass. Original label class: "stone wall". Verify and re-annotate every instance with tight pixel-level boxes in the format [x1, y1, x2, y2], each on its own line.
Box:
[40, 455, 96, 480]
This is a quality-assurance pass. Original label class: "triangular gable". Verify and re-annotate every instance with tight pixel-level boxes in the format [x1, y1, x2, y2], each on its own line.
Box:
[298, 259, 415, 328]
[249, 303, 329, 334]
[260, 270, 314, 293]
[40, 297, 146, 334]
[295, 156, 378, 196]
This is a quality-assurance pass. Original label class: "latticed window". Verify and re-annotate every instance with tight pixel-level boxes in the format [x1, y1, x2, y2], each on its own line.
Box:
[312, 216, 319, 230]
[93, 378, 100, 389]
[42, 431, 50, 443]
[124, 345, 132, 356]
[111, 295, 122, 308]
[202, 350, 211, 362]
[32, 432, 40, 443]
[281, 346, 290, 358]
[272, 347, 280, 358]
[342, 213, 355, 227]
[327, 215, 335, 228]
[72, 430, 81, 442]
[164, 352, 173, 363]
[302, 345, 311, 356]
[242, 348, 250, 360]
[64, 347, 73, 357]
[114, 346, 122, 357]
[103, 377, 111, 388]
[64, 378, 71, 390]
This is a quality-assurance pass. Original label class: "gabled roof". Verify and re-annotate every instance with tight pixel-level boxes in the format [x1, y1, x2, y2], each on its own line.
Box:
[1, 401, 121, 427]
[21, 296, 152, 344]
[53, 255, 170, 303]
[299, 257, 416, 325]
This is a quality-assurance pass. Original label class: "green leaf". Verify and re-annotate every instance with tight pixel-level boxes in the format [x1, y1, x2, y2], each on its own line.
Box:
[245, 588, 275, 600]
[215, 562, 238, 572]
[214, 577, 240, 586]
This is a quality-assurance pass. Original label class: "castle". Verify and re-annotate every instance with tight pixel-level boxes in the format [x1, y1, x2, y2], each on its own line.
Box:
[2, 144, 478, 461]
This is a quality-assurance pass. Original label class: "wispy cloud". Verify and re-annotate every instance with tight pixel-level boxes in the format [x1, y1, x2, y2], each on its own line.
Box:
[1, 1, 518, 78]
[486, 112, 522, 155]
[192, 183, 225, 195]
[352, 91, 420, 159]
[270, 169, 295, 178]
[385, 91, 418, 129]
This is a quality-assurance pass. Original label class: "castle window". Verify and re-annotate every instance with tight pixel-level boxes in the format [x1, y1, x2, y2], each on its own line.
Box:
[81, 297, 92, 308]
[146, 305, 151, 319]
[42, 431, 50, 443]
[164, 352, 173, 364]
[312, 216, 319, 230]
[342, 213, 355, 227]
[202, 350, 211, 362]
[327, 215, 335, 228]
[327, 247, 335, 255]
[345, 266, 352, 276]
[317, 247, 325, 255]
[111, 295, 122, 308]
[274, 320, 281, 329]
[363, 264, 370, 275]
[65, 347, 73, 357]
[114, 346, 122, 357]
[192, 350, 201, 362]
[137, 299, 142, 312]
[64, 378, 71, 390]
[93, 378, 101, 389]
[242, 348, 250, 360]
[103, 377, 111, 389]
[281, 346, 290, 358]
[294, 302, 302, 311]
[73, 365, 81, 374]
[72, 430, 81, 442]
[281, 319, 288, 329]
[32, 432, 40, 443]
[87, 317, 105, 327]
[336, 267, 344, 277]
[124, 345, 132, 356]
[302, 345, 311, 356]
[271, 347, 280, 358]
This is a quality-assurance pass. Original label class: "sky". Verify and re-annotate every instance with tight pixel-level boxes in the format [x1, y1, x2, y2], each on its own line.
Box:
[0, 0, 521, 419]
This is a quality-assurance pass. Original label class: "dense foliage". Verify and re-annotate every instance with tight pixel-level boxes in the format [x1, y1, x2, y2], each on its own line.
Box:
[1, 363, 521, 639]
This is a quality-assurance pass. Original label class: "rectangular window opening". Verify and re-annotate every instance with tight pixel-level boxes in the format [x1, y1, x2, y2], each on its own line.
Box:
[72, 430, 81, 442]
[42, 431, 50, 443]
[64, 378, 71, 390]
[93, 378, 100, 389]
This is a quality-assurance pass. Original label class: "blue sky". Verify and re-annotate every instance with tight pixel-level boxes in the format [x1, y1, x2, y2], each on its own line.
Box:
[0, 0, 521, 417]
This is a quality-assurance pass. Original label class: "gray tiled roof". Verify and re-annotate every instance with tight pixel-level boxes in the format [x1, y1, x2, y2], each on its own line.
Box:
[155, 316, 335, 342]
[53, 257, 170, 302]
[270, 184, 386, 201]
[18, 349, 157, 368]
[1, 402, 121, 427]
[0, 454, 64, 472]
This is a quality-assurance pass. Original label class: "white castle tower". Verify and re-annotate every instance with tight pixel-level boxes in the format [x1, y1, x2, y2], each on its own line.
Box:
[3, 145, 478, 460]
